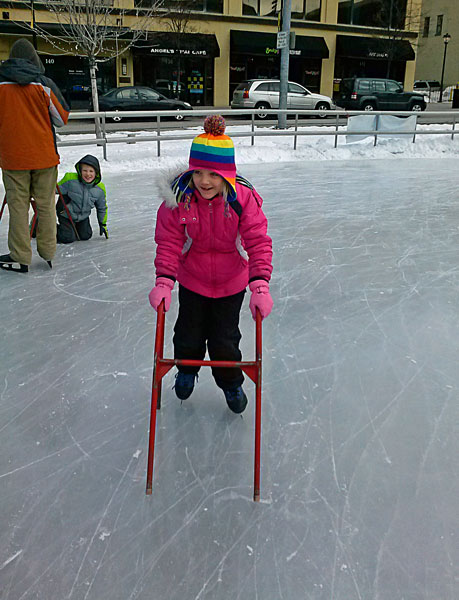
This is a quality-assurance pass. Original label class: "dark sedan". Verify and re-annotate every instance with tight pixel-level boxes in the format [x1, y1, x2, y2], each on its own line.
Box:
[90, 86, 192, 121]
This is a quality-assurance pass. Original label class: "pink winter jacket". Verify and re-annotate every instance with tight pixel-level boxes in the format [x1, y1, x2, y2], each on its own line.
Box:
[154, 178, 273, 298]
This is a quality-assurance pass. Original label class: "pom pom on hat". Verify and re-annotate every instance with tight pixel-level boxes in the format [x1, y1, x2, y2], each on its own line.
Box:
[203, 115, 226, 136]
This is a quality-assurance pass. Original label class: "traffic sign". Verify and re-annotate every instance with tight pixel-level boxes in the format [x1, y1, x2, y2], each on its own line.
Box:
[277, 31, 289, 49]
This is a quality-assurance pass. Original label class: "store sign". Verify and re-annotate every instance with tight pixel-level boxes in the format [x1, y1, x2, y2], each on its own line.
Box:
[150, 48, 208, 56]
[265, 47, 301, 56]
[368, 51, 389, 58]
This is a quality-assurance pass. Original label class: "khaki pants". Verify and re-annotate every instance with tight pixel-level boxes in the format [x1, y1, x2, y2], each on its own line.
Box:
[2, 166, 57, 265]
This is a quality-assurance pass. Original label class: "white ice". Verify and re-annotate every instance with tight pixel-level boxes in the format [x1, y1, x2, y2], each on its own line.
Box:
[0, 128, 458, 600]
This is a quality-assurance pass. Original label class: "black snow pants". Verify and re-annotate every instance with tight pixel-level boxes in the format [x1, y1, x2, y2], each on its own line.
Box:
[57, 215, 92, 244]
[173, 285, 246, 390]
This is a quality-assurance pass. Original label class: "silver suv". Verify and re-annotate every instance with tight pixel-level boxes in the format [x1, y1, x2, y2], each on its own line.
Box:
[231, 79, 335, 119]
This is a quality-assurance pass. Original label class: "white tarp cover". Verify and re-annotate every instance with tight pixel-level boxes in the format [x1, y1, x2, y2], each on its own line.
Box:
[346, 114, 417, 143]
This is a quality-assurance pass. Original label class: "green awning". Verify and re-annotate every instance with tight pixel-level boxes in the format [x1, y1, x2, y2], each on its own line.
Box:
[231, 30, 329, 59]
[336, 35, 415, 61]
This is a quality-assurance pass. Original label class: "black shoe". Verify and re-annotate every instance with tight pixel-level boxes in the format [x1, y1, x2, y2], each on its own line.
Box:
[223, 386, 248, 414]
[174, 372, 197, 400]
[0, 253, 28, 273]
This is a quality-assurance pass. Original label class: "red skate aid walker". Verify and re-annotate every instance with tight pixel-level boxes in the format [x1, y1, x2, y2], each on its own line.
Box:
[1, 187, 80, 240]
[0, 195, 38, 237]
[146, 301, 264, 501]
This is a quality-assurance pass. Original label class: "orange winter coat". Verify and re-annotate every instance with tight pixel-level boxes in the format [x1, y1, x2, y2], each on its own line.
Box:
[0, 58, 69, 170]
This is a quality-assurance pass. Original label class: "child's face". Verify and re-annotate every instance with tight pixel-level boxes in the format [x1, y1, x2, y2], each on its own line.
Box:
[192, 169, 224, 200]
[80, 164, 96, 183]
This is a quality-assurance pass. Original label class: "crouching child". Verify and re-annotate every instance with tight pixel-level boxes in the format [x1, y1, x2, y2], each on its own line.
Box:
[56, 154, 108, 243]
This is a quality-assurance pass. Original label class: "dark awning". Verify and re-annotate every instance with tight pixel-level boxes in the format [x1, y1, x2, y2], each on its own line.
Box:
[133, 32, 220, 58]
[231, 30, 329, 59]
[336, 35, 415, 61]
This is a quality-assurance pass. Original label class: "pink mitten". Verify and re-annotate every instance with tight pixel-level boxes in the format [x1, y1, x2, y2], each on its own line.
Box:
[149, 277, 174, 311]
[249, 279, 273, 320]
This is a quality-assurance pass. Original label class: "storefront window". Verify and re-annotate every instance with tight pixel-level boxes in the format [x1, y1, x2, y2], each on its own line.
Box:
[243, 0, 320, 21]
[133, 52, 214, 106]
[40, 55, 115, 109]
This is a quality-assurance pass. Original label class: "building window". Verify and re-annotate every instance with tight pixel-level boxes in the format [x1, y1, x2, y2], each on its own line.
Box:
[304, 0, 321, 21]
[205, 0, 223, 11]
[243, 0, 278, 16]
[436, 15, 443, 36]
[423, 16, 430, 37]
[338, 0, 406, 28]
[136, 0, 223, 11]
[243, 0, 320, 21]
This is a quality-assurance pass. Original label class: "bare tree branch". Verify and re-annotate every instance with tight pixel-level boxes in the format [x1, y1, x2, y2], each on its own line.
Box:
[12, 0, 166, 134]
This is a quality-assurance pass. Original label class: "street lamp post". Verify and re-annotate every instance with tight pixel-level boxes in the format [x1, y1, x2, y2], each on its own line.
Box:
[439, 32, 451, 103]
[31, 0, 37, 50]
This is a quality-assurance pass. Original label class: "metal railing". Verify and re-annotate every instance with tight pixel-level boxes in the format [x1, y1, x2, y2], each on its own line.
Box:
[57, 108, 459, 160]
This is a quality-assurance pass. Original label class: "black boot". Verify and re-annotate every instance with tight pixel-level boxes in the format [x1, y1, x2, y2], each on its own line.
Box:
[223, 386, 248, 414]
[174, 372, 197, 400]
[0, 253, 28, 273]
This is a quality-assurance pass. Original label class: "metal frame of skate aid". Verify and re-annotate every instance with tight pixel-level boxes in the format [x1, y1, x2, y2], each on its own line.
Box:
[1, 187, 79, 240]
[146, 301, 264, 501]
[0, 195, 38, 238]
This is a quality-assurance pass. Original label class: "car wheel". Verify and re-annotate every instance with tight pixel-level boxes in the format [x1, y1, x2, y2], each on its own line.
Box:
[255, 102, 270, 120]
[362, 102, 375, 111]
[315, 101, 330, 118]
[112, 111, 122, 122]
[411, 102, 424, 112]
[174, 109, 185, 121]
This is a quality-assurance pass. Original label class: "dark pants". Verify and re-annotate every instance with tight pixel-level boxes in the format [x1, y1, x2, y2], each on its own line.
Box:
[57, 215, 92, 244]
[173, 285, 245, 390]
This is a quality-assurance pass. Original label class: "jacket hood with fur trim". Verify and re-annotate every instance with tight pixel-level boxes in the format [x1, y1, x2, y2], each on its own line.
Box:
[155, 162, 188, 209]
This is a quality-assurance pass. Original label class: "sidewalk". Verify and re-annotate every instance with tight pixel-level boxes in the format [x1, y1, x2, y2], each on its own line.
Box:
[426, 101, 454, 111]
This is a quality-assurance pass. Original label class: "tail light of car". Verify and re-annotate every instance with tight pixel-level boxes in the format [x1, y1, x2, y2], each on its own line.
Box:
[243, 89, 249, 98]
[351, 92, 357, 100]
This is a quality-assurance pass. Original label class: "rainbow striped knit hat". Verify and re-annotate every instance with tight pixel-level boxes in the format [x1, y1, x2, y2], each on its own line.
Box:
[176, 115, 237, 201]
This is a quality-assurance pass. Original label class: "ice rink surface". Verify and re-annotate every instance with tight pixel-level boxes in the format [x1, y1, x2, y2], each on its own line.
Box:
[0, 158, 457, 599]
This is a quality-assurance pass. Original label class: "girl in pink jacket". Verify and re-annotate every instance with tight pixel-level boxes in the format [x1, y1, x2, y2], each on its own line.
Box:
[149, 116, 273, 413]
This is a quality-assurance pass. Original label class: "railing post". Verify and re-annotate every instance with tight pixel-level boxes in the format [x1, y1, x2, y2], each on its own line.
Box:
[452, 114, 456, 140]
[294, 113, 298, 150]
[102, 113, 107, 160]
[156, 114, 161, 157]
[412, 114, 418, 144]
[251, 112, 255, 146]
[334, 113, 339, 148]
[374, 113, 380, 147]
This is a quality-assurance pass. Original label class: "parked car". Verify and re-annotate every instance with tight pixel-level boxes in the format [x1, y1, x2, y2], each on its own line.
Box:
[89, 86, 192, 121]
[338, 78, 426, 112]
[413, 80, 441, 95]
[231, 79, 336, 119]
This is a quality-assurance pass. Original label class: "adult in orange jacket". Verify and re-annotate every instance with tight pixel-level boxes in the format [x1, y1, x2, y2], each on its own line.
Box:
[0, 39, 69, 273]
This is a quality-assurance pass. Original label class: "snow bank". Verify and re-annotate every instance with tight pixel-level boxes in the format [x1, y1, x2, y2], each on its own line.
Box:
[57, 121, 459, 175]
